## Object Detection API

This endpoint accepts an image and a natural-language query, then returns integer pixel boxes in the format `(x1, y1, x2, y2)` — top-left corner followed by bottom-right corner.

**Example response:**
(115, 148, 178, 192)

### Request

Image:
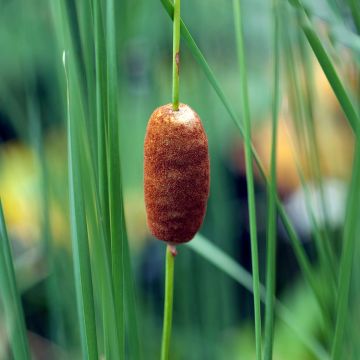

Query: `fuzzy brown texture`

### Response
(144, 103, 210, 244)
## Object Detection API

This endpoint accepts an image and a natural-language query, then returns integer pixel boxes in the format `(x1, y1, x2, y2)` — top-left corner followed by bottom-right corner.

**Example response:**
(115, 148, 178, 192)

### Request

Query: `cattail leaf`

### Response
(188, 234, 330, 360)
(0, 201, 31, 360)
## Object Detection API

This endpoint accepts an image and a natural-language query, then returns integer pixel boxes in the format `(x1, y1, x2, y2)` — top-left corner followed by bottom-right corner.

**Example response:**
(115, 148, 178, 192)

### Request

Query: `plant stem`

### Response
(172, 0, 180, 110)
(263, 0, 280, 358)
(161, 0, 324, 313)
(233, 1, 262, 359)
(161, 245, 176, 360)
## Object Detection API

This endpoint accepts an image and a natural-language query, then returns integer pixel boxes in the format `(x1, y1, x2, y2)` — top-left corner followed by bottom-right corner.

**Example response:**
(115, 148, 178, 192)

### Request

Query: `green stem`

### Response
(172, 0, 180, 110)
(263, 0, 280, 358)
(161, 245, 176, 360)
(233, 1, 262, 359)
(160, 0, 324, 314)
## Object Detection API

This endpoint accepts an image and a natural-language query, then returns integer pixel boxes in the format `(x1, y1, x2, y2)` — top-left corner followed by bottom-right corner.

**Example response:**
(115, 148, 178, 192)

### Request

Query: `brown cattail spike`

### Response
(144, 103, 210, 244)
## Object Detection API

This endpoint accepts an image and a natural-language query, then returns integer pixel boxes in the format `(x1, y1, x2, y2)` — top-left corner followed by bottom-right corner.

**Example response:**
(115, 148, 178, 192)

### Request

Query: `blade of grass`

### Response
(232, 1, 262, 358)
(302, 23, 359, 132)
(106, 0, 126, 355)
(53, 0, 139, 356)
(78, 119, 122, 359)
(289, 2, 360, 132)
(92, 1, 112, 356)
(93, 0, 110, 252)
(296, 17, 337, 280)
(63, 51, 98, 360)
(123, 229, 141, 360)
(26, 87, 67, 348)
(160, 0, 324, 312)
(103, 1, 140, 355)
(348, 0, 360, 33)
(263, 0, 280, 358)
(75, 0, 97, 162)
(187, 234, 330, 360)
(331, 139, 360, 359)
(53, 0, 109, 355)
(282, 120, 336, 340)
(49, 2, 87, 350)
(0, 201, 31, 360)
(282, 10, 337, 286)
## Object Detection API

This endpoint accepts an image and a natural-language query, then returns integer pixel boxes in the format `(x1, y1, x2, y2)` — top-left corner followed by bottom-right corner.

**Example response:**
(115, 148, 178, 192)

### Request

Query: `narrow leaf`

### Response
(0, 201, 31, 360)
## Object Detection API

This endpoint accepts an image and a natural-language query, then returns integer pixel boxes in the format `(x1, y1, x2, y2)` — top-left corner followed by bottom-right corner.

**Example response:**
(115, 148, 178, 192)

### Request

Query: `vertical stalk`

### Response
(296, 14, 337, 283)
(301, 20, 359, 133)
(233, 1, 262, 359)
(331, 140, 360, 359)
(348, 0, 360, 34)
(161, 245, 176, 360)
(172, 0, 180, 110)
(282, 10, 336, 288)
(63, 52, 99, 360)
(161, 0, 324, 314)
(106, 0, 126, 354)
(161, 3, 180, 354)
(0, 202, 31, 360)
(263, 0, 280, 358)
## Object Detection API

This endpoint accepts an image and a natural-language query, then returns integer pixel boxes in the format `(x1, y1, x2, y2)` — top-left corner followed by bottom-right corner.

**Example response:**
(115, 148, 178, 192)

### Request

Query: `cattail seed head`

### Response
(144, 103, 210, 244)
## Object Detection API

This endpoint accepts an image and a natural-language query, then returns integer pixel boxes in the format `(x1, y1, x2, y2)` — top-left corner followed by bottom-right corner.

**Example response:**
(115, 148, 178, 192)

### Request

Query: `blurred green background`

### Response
(0, 0, 359, 359)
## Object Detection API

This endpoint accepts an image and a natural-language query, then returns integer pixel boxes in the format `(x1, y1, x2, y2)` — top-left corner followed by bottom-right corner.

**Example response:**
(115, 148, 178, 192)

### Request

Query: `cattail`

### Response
(144, 103, 210, 244)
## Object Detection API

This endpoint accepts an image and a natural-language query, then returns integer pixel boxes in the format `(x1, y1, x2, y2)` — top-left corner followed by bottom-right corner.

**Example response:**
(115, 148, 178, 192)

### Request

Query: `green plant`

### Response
(0, 200, 30, 360)
(0, 0, 359, 359)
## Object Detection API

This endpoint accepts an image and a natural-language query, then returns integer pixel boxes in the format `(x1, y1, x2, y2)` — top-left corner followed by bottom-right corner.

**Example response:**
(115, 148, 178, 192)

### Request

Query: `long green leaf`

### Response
(123, 222, 142, 360)
(78, 115, 122, 359)
(0, 201, 31, 360)
(288, 1, 360, 132)
(331, 140, 360, 359)
(282, 10, 337, 289)
(187, 234, 330, 360)
(106, 0, 126, 354)
(296, 14, 337, 283)
(302, 23, 359, 132)
(233, 1, 262, 358)
(63, 51, 98, 360)
(93, 0, 110, 251)
(348, 0, 360, 33)
(264, 0, 281, 358)
(92, 0, 119, 357)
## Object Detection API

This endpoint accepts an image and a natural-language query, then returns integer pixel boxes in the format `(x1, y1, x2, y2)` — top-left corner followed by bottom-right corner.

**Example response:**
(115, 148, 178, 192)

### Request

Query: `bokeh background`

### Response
(0, 0, 359, 358)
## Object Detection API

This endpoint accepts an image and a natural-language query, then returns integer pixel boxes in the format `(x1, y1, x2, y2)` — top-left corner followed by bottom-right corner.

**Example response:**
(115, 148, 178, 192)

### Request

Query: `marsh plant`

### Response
(0, 0, 359, 359)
